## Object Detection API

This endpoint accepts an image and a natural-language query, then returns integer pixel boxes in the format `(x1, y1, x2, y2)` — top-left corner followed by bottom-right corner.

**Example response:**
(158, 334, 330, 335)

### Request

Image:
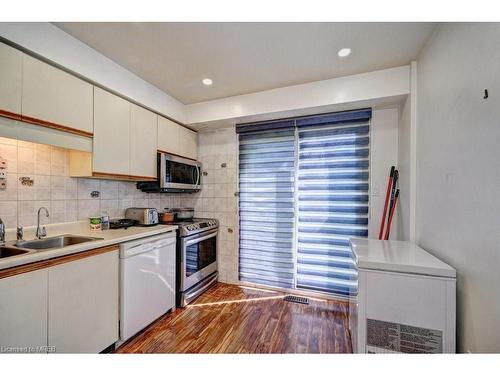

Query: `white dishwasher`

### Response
(119, 231, 176, 342)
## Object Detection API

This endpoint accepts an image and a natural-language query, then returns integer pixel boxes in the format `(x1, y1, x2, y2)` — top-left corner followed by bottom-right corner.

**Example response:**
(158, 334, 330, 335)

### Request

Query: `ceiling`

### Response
(54, 22, 435, 104)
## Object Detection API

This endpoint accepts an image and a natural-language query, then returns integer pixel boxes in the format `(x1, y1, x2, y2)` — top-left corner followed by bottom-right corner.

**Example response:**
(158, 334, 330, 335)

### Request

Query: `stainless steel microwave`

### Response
(137, 153, 202, 193)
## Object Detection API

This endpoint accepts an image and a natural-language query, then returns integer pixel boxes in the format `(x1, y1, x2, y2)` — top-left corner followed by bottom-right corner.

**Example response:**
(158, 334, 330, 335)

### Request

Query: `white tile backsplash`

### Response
(77, 199, 100, 220)
(194, 128, 239, 285)
(100, 180, 119, 199)
(0, 136, 191, 229)
(77, 178, 100, 200)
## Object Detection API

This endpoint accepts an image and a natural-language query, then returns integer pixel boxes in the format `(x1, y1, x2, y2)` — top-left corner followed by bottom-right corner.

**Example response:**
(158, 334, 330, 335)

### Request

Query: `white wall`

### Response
(178, 129, 239, 284)
(186, 66, 410, 125)
(416, 23, 500, 353)
(397, 96, 411, 240)
(0, 23, 185, 123)
(368, 108, 399, 239)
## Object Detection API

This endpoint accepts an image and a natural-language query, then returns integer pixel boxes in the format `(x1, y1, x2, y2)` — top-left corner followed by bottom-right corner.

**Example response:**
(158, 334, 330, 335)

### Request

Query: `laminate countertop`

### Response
(350, 238, 456, 278)
(0, 220, 177, 270)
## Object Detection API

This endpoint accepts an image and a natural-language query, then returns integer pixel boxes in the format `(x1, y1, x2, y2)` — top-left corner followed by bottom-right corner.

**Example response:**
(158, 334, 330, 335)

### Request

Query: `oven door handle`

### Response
(184, 231, 217, 247)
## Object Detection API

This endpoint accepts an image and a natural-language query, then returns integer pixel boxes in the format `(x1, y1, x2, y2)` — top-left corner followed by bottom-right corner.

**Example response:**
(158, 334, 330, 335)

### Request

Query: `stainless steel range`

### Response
(174, 218, 219, 307)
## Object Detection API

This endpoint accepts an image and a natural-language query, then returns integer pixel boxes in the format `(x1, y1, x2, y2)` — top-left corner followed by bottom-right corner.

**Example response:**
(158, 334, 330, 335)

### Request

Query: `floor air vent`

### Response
(284, 295, 309, 305)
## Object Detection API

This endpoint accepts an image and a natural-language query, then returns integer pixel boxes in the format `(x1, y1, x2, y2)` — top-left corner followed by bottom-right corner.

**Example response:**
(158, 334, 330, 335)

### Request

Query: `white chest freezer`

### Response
(349, 239, 456, 354)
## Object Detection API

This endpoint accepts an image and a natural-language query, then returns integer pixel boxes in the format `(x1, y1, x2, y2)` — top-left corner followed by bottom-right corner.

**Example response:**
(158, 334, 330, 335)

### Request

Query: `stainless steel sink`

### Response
(0, 247, 31, 258)
(14, 235, 103, 250)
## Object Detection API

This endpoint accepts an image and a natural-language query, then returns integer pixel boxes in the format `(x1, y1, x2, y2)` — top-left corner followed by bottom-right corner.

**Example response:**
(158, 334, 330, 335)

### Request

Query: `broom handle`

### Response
(378, 166, 395, 240)
(385, 189, 399, 240)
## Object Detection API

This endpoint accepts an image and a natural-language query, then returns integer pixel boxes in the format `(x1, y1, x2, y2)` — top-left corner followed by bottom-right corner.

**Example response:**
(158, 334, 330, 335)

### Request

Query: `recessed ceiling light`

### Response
(202, 78, 213, 86)
(338, 48, 351, 57)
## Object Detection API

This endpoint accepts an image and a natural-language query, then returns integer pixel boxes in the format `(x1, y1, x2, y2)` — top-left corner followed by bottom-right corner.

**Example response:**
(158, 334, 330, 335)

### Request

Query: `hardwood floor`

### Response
(115, 283, 352, 354)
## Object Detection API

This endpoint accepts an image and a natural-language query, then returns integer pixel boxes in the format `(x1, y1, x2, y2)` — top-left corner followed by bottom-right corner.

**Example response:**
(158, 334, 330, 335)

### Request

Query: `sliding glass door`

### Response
(296, 117, 370, 296)
(238, 125, 296, 289)
(237, 109, 371, 297)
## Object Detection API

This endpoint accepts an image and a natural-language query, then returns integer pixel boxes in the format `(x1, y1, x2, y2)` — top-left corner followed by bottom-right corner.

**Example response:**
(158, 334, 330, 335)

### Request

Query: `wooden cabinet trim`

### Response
(0, 245, 118, 280)
(0, 108, 94, 138)
(0, 108, 23, 121)
(92, 171, 157, 181)
(20, 114, 94, 138)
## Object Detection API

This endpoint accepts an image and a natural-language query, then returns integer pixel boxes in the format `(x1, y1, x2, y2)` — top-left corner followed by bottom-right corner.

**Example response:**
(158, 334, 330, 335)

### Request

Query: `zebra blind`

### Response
(238, 126, 296, 289)
(296, 112, 370, 296)
(237, 109, 371, 296)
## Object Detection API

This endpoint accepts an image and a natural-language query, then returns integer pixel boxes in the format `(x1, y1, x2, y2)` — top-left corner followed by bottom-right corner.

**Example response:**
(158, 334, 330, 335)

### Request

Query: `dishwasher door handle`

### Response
(124, 244, 155, 257)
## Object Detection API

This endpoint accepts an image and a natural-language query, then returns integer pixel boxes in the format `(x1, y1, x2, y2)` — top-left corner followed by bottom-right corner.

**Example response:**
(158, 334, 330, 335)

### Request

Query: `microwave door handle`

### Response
(195, 166, 200, 186)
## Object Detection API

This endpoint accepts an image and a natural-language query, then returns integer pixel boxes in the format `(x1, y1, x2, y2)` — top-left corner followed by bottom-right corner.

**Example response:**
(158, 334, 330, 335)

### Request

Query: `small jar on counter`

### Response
(89, 216, 102, 230)
(101, 213, 110, 230)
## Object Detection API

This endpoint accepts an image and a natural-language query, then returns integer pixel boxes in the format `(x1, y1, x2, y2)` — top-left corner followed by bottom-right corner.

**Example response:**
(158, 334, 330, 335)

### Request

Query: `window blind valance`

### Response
(235, 108, 372, 134)
(235, 119, 295, 134)
(295, 108, 372, 128)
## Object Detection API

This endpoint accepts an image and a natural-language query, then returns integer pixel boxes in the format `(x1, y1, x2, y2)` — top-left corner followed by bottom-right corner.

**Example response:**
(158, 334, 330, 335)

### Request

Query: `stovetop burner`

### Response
(109, 218, 138, 229)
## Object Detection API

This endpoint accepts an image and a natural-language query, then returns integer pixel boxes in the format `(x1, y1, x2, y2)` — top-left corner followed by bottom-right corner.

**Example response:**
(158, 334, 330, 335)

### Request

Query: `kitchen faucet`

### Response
(36, 207, 50, 239)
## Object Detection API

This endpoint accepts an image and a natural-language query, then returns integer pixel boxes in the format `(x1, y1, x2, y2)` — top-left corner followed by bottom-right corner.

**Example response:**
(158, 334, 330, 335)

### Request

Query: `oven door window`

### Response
(185, 235, 217, 277)
(166, 161, 198, 185)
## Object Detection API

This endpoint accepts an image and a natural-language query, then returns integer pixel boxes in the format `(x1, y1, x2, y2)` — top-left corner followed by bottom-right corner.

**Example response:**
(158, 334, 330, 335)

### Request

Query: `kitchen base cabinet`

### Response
(48, 249, 119, 353)
(0, 246, 120, 353)
(0, 269, 48, 351)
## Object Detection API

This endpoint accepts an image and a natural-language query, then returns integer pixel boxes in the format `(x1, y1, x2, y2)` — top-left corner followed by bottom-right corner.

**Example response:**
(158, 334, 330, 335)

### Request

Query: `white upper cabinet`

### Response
(93, 87, 130, 176)
(130, 104, 158, 178)
(158, 115, 198, 160)
(158, 115, 180, 155)
(22, 54, 93, 134)
(179, 126, 198, 160)
(0, 42, 22, 115)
